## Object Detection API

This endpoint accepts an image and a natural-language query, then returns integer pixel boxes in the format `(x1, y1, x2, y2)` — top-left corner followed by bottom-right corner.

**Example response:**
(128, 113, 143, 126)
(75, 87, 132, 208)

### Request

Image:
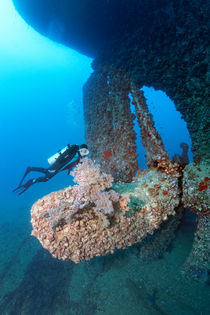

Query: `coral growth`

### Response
(181, 161, 210, 281)
(83, 69, 138, 182)
(182, 214, 210, 282)
(130, 84, 169, 169)
(136, 211, 183, 262)
(31, 158, 181, 263)
(182, 161, 210, 214)
(172, 142, 190, 167)
(31, 81, 186, 265)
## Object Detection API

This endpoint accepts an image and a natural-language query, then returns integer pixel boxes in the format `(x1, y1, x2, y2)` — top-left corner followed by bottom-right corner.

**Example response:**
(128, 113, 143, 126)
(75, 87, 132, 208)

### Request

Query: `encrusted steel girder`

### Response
(83, 67, 138, 182)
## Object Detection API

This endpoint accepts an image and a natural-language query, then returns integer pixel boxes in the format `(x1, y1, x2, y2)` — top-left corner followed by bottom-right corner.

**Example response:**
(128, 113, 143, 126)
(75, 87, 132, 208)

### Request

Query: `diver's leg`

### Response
(16, 178, 37, 195)
(14, 173, 55, 195)
(13, 177, 38, 194)
(18, 166, 32, 187)
(28, 167, 49, 174)
(18, 166, 49, 187)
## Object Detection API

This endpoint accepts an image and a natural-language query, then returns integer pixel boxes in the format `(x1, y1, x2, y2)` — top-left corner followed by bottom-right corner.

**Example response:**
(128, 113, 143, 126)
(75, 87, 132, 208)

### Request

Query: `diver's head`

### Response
(79, 144, 89, 157)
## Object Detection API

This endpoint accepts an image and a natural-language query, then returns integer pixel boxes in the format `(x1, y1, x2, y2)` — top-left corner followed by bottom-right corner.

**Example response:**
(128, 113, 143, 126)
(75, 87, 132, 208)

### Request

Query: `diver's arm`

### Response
(62, 158, 81, 174)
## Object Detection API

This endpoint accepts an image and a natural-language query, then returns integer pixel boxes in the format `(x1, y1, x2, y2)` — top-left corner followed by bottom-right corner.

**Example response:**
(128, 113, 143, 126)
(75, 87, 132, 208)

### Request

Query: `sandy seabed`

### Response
(0, 207, 209, 315)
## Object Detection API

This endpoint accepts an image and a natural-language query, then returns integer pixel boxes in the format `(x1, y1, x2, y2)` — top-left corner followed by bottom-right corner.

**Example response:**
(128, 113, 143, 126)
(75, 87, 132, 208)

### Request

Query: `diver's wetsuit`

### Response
(13, 145, 83, 195)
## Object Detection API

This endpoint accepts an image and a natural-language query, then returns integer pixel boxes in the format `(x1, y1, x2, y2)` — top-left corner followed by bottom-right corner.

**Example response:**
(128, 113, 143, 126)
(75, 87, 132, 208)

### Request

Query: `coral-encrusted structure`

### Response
(31, 74, 209, 276)
(31, 158, 181, 263)
(137, 211, 183, 262)
(130, 83, 169, 168)
(172, 142, 190, 167)
(30, 74, 186, 264)
(83, 68, 138, 182)
(13, 0, 209, 278)
(183, 214, 210, 281)
(182, 161, 210, 214)
(182, 161, 210, 278)
(12, 0, 209, 167)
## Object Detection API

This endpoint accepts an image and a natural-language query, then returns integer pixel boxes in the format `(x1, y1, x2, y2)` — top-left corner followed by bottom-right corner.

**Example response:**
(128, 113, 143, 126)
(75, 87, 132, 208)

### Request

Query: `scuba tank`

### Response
(47, 146, 69, 165)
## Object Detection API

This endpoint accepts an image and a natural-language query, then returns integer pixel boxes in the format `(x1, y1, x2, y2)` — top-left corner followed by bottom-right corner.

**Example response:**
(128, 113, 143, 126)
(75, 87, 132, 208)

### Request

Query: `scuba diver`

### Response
(13, 144, 89, 195)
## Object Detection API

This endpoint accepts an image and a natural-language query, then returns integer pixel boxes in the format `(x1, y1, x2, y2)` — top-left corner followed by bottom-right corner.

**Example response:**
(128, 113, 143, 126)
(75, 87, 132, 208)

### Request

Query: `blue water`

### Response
(0, 1, 209, 314)
(0, 0, 92, 214)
